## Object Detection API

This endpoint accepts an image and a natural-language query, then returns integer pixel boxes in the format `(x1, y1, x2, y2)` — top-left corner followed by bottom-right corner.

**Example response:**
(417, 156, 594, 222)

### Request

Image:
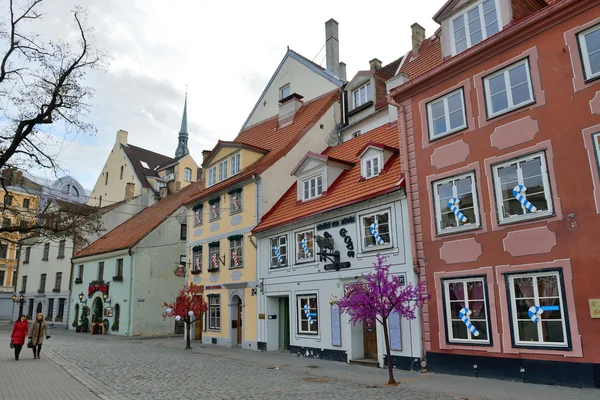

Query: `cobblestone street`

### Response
(1, 322, 597, 400)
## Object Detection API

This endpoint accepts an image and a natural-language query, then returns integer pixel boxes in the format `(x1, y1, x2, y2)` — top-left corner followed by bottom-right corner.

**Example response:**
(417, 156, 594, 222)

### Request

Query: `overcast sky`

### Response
(11, 0, 446, 190)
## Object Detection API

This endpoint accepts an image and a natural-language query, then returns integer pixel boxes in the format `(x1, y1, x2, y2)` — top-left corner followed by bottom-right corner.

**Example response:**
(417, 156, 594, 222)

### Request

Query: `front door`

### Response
(278, 297, 290, 350)
(236, 298, 242, 345)
(363, 322, 378, 359)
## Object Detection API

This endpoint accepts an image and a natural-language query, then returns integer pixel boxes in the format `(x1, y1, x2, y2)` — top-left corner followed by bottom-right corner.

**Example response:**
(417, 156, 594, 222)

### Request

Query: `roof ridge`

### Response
(127, 143, 174, 161)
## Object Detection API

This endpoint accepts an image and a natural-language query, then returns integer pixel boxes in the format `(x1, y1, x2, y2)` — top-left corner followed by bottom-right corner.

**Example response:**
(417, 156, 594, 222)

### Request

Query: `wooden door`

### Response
(195, 315, 203, 340)
(236, 298, 242, 345)
(363, 322, 378, 359)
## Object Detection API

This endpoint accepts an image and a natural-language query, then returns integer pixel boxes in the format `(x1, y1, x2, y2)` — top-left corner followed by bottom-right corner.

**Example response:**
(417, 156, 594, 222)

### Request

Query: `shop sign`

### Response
(316, 216, 355, 231)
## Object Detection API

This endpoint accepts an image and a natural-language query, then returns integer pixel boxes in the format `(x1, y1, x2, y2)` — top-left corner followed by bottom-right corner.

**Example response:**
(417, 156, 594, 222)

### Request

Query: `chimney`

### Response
(125, 182, 135, 202)
(116, 130, 128, 145)
(202, 150, 211, 163)
(369, 58, 382, 71)
(278, 93, 304, 127)
(325, 19, 340, 78)
(339, 62, 347, 81)
(16, 170, 23, 185)
(411, 23, 426, 55)
(159, 186, 168, 199)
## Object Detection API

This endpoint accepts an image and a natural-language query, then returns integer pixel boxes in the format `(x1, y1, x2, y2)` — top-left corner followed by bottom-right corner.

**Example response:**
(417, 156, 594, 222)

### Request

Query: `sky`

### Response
(6, 0, 446, 190)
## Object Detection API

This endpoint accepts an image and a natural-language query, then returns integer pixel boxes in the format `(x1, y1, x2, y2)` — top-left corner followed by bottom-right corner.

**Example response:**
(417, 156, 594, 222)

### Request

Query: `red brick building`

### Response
(388, 0, 600, 388)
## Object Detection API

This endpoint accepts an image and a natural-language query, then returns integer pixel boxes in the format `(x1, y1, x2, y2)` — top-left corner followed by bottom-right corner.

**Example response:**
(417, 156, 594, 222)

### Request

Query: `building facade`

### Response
(389, 0, 600, 388)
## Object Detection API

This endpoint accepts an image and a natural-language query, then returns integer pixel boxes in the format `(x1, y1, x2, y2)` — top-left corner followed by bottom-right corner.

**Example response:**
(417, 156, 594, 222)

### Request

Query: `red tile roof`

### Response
(253, 123, 404, 234)
(398, 36, 443, 80)
(74, 180, 203, 259)
(184, 89, 341, 205)
(378, 56, 403, 79)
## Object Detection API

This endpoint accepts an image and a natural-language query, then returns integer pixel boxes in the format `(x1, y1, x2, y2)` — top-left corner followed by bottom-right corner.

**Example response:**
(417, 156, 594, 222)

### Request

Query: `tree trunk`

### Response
(382, 317, 396, 385)
(185, 318, 192, 350)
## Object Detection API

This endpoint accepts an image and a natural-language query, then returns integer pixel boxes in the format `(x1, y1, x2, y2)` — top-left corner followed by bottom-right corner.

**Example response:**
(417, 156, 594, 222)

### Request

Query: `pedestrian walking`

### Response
(29, 313, 50, 359)
(10, 314, 28, 361)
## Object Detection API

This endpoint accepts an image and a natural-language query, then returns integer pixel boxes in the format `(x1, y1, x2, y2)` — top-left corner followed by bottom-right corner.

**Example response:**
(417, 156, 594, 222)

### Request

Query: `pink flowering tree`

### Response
(338, 254, 430, 385)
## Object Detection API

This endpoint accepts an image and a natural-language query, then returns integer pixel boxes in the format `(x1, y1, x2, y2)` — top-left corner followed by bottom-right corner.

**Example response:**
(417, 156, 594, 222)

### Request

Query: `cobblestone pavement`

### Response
(1, 322, 597, 400)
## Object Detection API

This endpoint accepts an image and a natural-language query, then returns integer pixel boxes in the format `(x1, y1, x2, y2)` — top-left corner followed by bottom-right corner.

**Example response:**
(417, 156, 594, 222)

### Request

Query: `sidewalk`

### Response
(0, 336, 99, 400)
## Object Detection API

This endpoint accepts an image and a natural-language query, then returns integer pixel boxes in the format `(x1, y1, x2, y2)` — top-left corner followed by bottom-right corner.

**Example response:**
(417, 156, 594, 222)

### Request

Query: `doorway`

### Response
(231, 295, 242, 346)
(236, 297, 242, 345)
(278, 297, 290, 351)
(74, 304, 80, 326)
(363, 321, 378, 359)
(18, 301, 24, 316)
(36, 302, 42, 315)
(193, 295, 202, 340)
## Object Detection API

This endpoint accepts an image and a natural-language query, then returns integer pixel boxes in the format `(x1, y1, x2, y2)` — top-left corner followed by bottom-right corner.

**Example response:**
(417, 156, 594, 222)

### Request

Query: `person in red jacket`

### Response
(11, 314, 29, 361)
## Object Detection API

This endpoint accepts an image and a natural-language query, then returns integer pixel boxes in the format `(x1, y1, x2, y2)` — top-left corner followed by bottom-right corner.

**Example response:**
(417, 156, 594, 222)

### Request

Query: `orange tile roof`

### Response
(185, 89, 340, 205)
(74, 180, 203, 259)
(253, 123, 404, 234)
(399, 36, 443, 81)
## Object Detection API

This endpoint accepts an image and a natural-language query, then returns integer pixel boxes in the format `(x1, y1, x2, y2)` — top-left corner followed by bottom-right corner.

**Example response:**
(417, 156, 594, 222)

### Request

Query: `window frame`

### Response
(21, 275, 27, 292)
(57, 240, 66, 259)
(577, 23, 600, 82)
(98, 262, 104, 281)
(229, 237, 243, 269)
(208, 294, 221, 331)
(492, 151, 553, 225)
(42, 243, 50, 261)
(483, 58, 535, 119)
(4, 195, 12, 206)
(450, 0, 502, 55)
(77, 265, 84, 280)
(353, 82, 372, 108)
(55, 272, 62, 291)
(362, 154, 382, 179)
(39, 273, 46, 292)
(105, 172, 109, 185)
(230, 153, 241, 176)
(301, 173, 324, 201)
(280, 84, 291, 99)
(209, 199, 220, 222)
(180, 224, 187, 241)
(22, 198, 30, 209)
(0, 243, 7, 259)
(192, 205, 203, 226)
(192, 247, 202, 273)
(297, 294, 319, 335)
(506, 270, 570, 349)
(116, 258, 124, 278)
(120, 165, 124, 180)
(360, 209, 392, 251)
(433, 172, 481, 235)
(208, 243, 220, 272)
(270, 235, 288, 268)
(229, 190, 243, 214)
(24, 247, 31, 263)
(207, 166, 217, 187)
(426, 88, 468, 140)
(184, 167, 192, 182)
(218, 159, 228, 182)
(442, 276, 492, 345)
(295, 229, 315, 264)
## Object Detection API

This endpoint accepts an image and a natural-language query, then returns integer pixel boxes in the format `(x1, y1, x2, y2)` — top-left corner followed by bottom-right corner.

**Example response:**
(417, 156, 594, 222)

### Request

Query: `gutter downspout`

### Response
(388, 98, 427, 369)
(127, 247, 134, 336)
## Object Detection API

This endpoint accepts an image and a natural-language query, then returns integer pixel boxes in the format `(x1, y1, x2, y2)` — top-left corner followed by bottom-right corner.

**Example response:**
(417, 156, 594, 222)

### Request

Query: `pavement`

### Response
(0, 321, 597, 400)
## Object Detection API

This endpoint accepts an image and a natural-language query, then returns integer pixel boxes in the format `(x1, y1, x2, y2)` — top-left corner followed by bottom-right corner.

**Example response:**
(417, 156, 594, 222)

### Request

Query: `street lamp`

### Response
(78, 292, 87, 305)
(12, 293, 24, 303)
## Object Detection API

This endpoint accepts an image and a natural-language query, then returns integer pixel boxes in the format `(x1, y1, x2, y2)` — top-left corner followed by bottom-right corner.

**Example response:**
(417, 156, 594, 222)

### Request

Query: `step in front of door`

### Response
(349, 358, 379, 368)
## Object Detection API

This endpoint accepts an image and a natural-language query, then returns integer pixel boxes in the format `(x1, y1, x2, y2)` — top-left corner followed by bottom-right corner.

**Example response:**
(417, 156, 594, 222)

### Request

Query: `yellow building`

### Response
(87, 94, 199, 207)
(184, 90, 340, 348)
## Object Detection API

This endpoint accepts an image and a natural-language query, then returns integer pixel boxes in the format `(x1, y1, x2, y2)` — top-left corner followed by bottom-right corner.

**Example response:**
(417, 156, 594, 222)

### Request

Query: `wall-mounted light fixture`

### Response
(103, 293, 111, 305)
(78, 292, 87, 305)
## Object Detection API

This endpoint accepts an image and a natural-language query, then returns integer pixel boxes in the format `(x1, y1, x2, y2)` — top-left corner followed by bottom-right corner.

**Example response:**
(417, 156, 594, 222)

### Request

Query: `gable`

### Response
(346, 72, 373, 92)
(242, 50, 344, 130)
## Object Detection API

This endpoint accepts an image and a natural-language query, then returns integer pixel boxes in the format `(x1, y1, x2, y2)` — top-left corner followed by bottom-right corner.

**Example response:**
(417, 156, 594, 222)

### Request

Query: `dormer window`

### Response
(302, 174, 323, 201)
(451, 0, 500, 55)
(218, 160, 228, 182)
(362, 155, 381, 179)
(207, 166, 216, 187)
(353, 82, 371, 108)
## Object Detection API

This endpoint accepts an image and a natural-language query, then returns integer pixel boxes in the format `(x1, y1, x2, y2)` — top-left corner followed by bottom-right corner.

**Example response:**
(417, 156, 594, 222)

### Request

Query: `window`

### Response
(492, 152, 553, 224)
(57, 298, 65, 318)
(180, 224, 187, 241)
(39, 273, 46, 292)
(21, 275, 27, 292)
(208, 243, 220, 271)
(22, 198, 30, 209)
(484, 59, 534, 118)
(218, 160, 228, 182)
(270, 235, 288, 268)
(24, 247, 31, 263)
(98, 262, 104, 281)
(427, 88, 467, 139)
(443, 277, 490, 343)
(42, 243, 50, 261)
(302, 175, 323, 201)
(352, 131, 361, 138)
(4, 195, 13, 206)
(166, 166, 175, 175)
(280, 84, 291, 99)
(229, 237, 243, 269)
(0, 271, 4, 286)
(47, 298, 54, 318)
(433, 173, 480, 234)
(229, 190, 243, 214)
(297, 294, 318, 334)
(55, 272, 62, 291)
(295, 230, 314, 263)
(362, 155, 381, 179)
(507, 271, 568, 347)
(192, 247, 202, 273)
(78, 265, 84, 280)
(193, 205, 203, 226)
(140, 161, 150, 169)
(120, 165, 124, 180)
(208, 294, 221, 330)
(19, 220, 27, 232)
(595, 133, 600, 173)
(184, 167, 192, 182)
(2, 218, 10, 228)
(209, 198, 220, 221)
(0, 243, 7, 259)
(230, 153, 240, 176)
(156, 181, 166, 190)
(116, 259, 123, 278)
(207, 166, 217, 187)
(99, 196, 102, 207)
(105, 172, 109, 185)
(361, 210, 391, 248)
(451, 0, 500, 54)
(353, 82, 371, 108)
(577, 24, 600, 81)
(57, 240, 66, 258)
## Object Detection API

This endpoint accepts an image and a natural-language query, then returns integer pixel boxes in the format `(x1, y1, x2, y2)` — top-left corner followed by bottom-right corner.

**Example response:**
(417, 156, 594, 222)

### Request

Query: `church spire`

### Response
(175, 89, 189, 158)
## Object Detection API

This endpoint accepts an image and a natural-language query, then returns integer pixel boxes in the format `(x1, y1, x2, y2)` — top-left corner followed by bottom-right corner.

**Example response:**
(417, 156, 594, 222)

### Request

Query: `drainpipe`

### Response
(388, 98, 427, 368)
(127, 248, 134, 336)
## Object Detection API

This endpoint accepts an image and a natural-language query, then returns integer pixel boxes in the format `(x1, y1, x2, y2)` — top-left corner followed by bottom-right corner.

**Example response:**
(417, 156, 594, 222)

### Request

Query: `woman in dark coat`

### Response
(10, 314, 28, 360)
(29, 313, 50, 359)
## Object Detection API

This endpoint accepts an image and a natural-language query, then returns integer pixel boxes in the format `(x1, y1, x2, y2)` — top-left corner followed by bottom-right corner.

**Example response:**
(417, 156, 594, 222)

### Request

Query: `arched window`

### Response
(184, 168, 192, 182)
(105, 172, 109, 185)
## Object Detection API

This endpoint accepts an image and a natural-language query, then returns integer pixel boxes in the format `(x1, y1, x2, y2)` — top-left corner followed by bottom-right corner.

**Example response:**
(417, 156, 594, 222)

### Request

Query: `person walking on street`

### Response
(29, 313, 50, 359)
(10, 314, 28, 360)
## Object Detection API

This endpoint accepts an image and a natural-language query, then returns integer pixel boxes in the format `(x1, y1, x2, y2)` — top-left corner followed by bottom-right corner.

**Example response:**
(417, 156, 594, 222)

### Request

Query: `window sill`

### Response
(209, 218, 221, 223)
(295, 259, 316, 265)
(498, 211, 554, 226)
(193, 223, 203, 227)
(37, 290, 45, 294)
(112, 276, 124, 282)
(52, 289, 60, 293)
(57, 256, 65, 259)
(486, 100, 535, 121)
(207, 268, 219, 273)
(229, 209, 243, 216)
(446, 340, 492, 347)
(297, 332, 319, 337)
(512, 343, 571, 351)
(436, 225, 481, 237)
(269, 265, 288, 270)
(583, 74, 600, 85)
(428, 124, 468, 143)
(229, 266, 243, 270)
(42, 258, 48, 261)
(74, 278, 83, 284)
(190, 270, 202, 275)
(207, 328, 221, 332)
(361, 244, 392, 253)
